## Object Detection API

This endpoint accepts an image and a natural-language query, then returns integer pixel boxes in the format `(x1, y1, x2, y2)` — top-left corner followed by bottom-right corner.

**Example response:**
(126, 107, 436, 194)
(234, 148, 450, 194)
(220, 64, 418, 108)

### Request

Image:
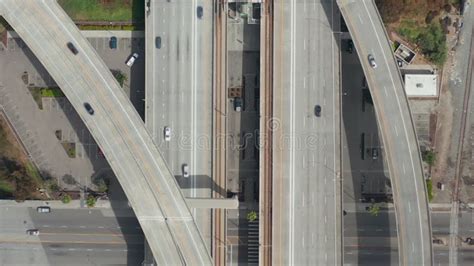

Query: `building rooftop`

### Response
(404, 74, 438, 97)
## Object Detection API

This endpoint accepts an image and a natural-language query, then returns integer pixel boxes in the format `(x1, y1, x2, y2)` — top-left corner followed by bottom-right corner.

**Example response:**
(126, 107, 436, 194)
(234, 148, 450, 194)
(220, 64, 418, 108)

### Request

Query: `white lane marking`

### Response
(302, 192, 305, 207)
(394, 126, 399, 136)
(289, 0, 296, 263)
(358, 14, 363, 24)
(362, 2, 426, 262)
(303, 39, 306, 50)
(408, 202, 412, 213)
(403, 164, 406, 175)
(384, 86, 388, 97)
(302, 236, 305, 247)
(303, 76, 306, 89)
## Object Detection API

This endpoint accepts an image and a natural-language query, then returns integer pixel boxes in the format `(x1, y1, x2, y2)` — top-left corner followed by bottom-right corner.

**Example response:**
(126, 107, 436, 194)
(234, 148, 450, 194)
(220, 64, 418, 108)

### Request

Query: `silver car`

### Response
(368, 54, 377, 68)
(126, 53, 139, 67)
(182, 164, 190, 178)
(164, 126, 171, 141)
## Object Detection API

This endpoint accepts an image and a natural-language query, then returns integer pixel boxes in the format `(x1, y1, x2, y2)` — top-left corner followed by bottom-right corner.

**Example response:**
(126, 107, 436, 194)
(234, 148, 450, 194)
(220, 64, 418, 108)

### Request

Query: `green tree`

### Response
(86, 195, 96, 208)
(247, 211, 258, 222)
(423, 150, 436, 166)
(368, 203, 380, 216)
(111, 69, 128, 87)
(417, 23, 447, 66)
(62, 194, 72, 204)
(426, 179, 434, 202)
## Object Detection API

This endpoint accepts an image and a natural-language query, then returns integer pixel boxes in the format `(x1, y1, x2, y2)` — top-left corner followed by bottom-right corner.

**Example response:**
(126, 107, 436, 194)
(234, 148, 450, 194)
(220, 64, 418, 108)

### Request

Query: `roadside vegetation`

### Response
(426, 179, 434, 202)
(0, 117, 44, 200)
(58, 0, 144, 22)
(375, 0, 461, 66)
(422, 150, 437, 166)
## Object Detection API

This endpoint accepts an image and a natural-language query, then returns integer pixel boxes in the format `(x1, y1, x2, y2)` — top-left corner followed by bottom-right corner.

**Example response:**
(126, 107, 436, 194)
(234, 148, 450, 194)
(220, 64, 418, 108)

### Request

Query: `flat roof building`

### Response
(404, 74, 438, 98)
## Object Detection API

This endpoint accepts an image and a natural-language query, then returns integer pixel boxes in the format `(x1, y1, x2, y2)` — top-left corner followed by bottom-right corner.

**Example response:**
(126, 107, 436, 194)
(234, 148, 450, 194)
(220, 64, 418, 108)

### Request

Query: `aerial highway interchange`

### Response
(0, 0, 438, 265)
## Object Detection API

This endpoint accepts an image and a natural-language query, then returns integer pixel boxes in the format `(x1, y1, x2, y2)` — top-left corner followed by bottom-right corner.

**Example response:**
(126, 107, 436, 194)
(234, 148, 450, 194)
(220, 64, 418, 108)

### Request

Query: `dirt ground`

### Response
(0, 114, 29, 165)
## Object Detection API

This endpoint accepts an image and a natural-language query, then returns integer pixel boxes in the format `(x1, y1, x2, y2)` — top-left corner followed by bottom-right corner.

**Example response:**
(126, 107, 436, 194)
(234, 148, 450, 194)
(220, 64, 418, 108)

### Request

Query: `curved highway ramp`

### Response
(0, 0, 212, 265)
(336, 0, 433, 265)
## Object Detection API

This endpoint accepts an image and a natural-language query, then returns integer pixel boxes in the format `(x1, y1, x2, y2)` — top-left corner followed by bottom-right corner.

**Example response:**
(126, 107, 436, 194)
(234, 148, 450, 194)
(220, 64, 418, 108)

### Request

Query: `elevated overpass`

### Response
(0, 0, 212, 264)
(336, 0, 433, 265)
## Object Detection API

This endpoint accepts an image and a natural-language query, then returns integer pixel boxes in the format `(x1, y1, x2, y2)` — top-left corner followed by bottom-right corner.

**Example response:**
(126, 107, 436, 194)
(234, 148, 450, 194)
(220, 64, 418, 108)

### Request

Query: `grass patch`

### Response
(398, 20, 447, 66)
(25, 162, 42, 184)
(0, 179, 14, 196)
(61, 142, 76, 158)
(58, 0, 144, 22)
(40, 87, 65, 98)
(78, 24, 140, 31)
(426, 179, 434, 202)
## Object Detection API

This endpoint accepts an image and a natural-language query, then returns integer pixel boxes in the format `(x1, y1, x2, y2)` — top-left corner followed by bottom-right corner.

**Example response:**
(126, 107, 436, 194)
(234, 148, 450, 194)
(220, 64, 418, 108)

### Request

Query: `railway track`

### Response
(259, 0, 274, 265)
(212, 0, 227, 265)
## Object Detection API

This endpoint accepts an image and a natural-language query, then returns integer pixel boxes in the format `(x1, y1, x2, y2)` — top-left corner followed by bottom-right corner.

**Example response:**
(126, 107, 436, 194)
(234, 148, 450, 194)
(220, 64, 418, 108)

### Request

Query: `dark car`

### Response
(347, 40, 353, 54)
(197, 6, 203, 19)
(315, 105, 322, 117)
(234, 97, 243, 112)
(67, 42, 78, 55)
(84, 102, 94, 115)
(155, 36, 161, 49)
(109, 36, 117, 49)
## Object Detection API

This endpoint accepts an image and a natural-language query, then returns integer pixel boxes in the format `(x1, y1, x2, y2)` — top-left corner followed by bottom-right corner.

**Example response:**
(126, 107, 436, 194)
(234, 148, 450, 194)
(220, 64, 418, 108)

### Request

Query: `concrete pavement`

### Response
(0, 0, 211, 264)
(273, 0, 342, 264)
(337, 0, 433, 264)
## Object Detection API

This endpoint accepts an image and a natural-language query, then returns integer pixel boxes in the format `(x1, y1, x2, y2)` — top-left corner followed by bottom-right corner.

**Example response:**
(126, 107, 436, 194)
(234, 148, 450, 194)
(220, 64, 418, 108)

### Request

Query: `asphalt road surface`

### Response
(0, 0, 211, 264)
(337, 0, 432, 264)
(144, 0, 214, 249)
(273, 0, 342, 264)
(343, 210, 474, 265)
(0, 206, 144, 265)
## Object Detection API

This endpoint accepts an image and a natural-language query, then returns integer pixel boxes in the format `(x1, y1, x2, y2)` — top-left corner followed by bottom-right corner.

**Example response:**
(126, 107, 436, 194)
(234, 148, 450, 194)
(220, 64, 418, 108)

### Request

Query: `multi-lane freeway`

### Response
(337, 0, 433, 265)
(0, 0, 211, 264)
(0, 205, 144, 265)
(145, 0, 214, 249)
(273, 0, 342, 264)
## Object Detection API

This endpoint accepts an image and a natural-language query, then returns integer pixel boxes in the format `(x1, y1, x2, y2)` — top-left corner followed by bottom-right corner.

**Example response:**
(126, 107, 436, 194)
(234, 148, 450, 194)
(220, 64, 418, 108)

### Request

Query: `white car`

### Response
(37, 206, 51, 213)
(368, 54, 377, 68)
(26, 229, 40, 236)
(126, 53, 139, 67)
(182, 164, 190, 178)
(164, 126, 171, 141)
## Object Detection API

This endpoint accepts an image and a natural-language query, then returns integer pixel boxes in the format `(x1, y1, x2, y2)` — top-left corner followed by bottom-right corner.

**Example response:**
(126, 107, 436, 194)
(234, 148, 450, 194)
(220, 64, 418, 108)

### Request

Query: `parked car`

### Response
(372, 148, 378, 160)
(26, 229, 39, 236)
(126, 53, 139, 67)
(155, 36, 162, 49)
(182, 164, 190, 178)
(109, 36, 117, 49)
(164, 126, 171, 141)
(83, 102, 94, 115)
(368, 54, 377, 68)
(36, 206, 51, 213)
(314, 105, 322, 117)
(66, 42, 78, 55)
(197, 6, 203, 19)
(347, 40, 353, 54)
(234, 97, 243, 112)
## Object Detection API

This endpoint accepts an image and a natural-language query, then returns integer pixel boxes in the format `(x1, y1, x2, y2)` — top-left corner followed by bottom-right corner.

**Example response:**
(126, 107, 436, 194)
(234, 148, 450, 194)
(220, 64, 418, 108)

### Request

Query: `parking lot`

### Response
(0, 31, 145, 190)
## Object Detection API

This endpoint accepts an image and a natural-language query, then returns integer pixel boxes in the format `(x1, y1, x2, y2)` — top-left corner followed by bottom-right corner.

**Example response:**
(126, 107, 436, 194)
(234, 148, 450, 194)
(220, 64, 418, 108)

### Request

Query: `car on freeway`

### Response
(66, 42, 78, 55)
(97, 147, 105, 158)
(164, 126, 171, 141)
(155, 36, 162, 49)
(36, 206, 51, 213)
(182, 164, 190, 178)
(197, 6, 203, 19)
(84, 102, 94, 115)
(26, 229, 39, 236)
(368, 54, 377, 68)
(234, 97, 242, 112)
(126, 53, 139, 67)
(347, 40, 353, 54)
(372, 148, 378, 160)
(314, 105, 322, 117)
(109, 36, 117, 49)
